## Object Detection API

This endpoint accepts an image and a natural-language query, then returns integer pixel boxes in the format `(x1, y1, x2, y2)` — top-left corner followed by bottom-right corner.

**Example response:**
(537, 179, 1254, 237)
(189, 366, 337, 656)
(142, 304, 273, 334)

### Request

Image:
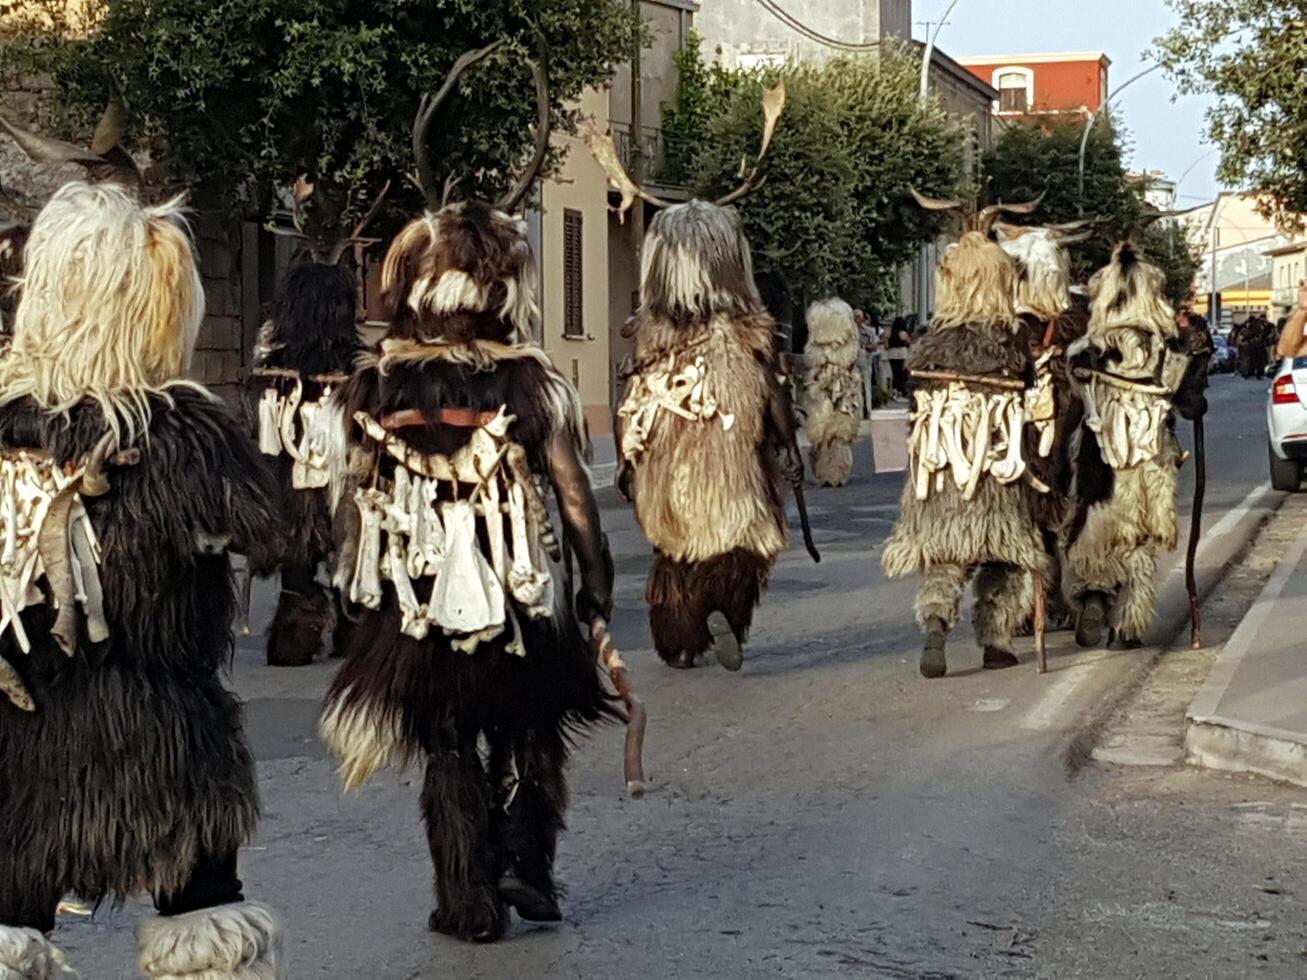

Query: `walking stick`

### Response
(1033, 572, 1048, 674)
(591, 620, 647, 799)
(791, 479, 821, 564)
(236, 561, 254, 637)
(1186, 414, 1206, 649)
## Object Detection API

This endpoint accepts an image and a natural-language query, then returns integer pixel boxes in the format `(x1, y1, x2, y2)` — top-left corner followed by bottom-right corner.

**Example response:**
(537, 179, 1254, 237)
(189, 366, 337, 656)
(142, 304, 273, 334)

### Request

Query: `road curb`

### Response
(1185, 531, 1307, 786)
(1063, 482, 1282, 774)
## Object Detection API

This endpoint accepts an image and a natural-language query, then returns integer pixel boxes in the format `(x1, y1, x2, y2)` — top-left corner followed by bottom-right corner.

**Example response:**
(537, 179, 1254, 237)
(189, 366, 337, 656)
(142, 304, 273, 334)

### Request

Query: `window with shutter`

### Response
(563, 209, 583, 338)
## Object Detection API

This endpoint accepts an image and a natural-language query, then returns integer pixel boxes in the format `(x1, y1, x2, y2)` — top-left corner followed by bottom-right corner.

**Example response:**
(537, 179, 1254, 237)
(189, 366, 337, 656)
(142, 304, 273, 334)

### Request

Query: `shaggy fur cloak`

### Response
(881, 318, 1046, 579)
(251, 261, 361, 571)
(0, 388, 281, 915)
(802, 299, 863, 487)
(320, 344, 614, 788)
(626, 310, 788, 563)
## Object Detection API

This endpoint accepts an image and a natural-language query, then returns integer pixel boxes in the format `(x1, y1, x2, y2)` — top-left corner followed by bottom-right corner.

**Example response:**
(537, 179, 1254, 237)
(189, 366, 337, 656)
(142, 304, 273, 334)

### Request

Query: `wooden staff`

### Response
(1187, 414, 1206, 649)
(1033, 572, 1048, 674)
(591, 620, 647, 799)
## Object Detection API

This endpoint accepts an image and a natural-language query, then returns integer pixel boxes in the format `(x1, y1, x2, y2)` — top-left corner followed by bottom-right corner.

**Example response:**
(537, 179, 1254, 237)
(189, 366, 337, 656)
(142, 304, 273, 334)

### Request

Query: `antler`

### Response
(714, 82, 786, 207)
(0, 100, 141, 185)
(497, 35, 552, 213)
(326, 179, 392, 265)
(582, 121, 674, 222)
(975, 193, 1045, 235)
(910, 187, 965, 212)
(413, 41, 505, 210)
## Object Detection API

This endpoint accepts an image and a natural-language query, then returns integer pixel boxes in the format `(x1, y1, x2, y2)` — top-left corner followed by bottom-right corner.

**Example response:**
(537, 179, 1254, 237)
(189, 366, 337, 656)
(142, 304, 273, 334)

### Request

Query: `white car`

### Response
(1267, 355, 1307, 490)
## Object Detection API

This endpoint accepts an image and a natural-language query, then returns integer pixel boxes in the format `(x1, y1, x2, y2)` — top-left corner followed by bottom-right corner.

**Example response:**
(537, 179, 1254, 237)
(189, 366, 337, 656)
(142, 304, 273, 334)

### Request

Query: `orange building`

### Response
(954, 52, 1110, 119)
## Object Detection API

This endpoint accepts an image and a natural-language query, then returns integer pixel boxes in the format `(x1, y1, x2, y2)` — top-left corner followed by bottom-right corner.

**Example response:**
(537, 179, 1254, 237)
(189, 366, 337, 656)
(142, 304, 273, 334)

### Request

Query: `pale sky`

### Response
(913, 0, 1220, 206)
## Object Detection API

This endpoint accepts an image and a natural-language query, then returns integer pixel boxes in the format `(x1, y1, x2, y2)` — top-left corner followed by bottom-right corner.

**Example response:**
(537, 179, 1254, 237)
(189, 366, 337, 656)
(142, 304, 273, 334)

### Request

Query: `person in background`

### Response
(884, 315, 912, 397)
(1275, 281, 1307, 359)
(855, 308, 879, 416)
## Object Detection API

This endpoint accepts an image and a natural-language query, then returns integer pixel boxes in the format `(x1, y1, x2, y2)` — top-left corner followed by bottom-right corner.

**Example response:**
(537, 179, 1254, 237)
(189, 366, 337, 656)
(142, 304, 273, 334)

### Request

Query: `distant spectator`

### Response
(884, 315, 911, 397)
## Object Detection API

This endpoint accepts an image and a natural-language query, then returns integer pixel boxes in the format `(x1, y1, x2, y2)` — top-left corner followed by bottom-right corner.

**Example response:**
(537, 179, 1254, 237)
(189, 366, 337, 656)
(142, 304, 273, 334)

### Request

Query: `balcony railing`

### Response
(610, 122, 687, 190)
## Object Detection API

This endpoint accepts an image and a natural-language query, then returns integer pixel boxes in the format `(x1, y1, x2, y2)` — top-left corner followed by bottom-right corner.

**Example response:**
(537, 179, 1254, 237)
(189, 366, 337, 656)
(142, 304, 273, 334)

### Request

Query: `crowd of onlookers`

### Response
(852, 308, 925, 412)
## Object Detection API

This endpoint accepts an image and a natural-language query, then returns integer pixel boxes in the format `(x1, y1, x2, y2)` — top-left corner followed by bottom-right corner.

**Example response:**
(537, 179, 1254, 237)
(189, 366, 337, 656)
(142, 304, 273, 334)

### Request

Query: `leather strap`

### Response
(379, 407, 500, 430)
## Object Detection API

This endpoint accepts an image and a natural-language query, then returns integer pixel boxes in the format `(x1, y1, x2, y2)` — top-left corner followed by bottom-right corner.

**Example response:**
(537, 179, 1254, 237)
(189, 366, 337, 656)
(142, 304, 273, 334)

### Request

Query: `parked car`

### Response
(1266, 356, 1307, 490)
(1209, 334, 1236, 374)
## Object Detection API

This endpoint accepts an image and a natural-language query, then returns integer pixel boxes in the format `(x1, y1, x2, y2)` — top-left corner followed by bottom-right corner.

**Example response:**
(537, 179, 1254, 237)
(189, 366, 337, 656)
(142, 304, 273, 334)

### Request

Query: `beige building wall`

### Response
(539, 87, 614, 436)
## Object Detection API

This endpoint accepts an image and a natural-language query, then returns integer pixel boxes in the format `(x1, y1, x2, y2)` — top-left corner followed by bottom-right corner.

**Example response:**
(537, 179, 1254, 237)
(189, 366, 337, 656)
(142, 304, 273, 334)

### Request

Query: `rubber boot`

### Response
(1075, 591, 1109, 648)
(708, 611, 744, 672)
(921, 617, 948, 679)
(982, 646, 1019, 670)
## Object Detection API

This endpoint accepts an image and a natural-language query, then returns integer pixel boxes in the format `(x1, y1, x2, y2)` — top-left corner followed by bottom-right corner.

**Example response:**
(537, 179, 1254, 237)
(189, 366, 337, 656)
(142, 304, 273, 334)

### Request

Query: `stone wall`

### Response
(0, 76, 254, 397)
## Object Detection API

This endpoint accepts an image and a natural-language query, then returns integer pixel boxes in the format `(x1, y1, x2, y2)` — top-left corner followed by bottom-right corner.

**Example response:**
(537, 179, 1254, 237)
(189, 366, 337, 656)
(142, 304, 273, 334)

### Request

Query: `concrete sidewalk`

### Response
(1187, 524, 1307, 786)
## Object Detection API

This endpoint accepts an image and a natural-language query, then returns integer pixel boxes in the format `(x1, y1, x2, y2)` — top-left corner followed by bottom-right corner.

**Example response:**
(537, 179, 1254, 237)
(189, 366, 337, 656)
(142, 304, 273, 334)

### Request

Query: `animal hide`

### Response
(0, 388, 281, 904)
(622, 311, 787, 562)
(136, 901, 284, 979)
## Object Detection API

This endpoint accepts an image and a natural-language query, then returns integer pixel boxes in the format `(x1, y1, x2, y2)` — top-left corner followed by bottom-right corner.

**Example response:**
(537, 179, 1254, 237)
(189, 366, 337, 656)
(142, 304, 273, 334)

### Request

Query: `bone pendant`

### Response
(427, 500, 505, 640)
(257, 389, 284, 456)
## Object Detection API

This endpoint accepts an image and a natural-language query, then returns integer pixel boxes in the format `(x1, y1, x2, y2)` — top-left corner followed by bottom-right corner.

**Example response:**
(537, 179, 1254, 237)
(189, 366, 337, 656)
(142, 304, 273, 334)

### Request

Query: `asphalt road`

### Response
(57, 374, 1306, 978)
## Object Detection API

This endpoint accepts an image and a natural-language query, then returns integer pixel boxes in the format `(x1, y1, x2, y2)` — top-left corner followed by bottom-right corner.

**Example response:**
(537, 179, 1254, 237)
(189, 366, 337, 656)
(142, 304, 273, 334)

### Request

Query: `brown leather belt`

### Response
(380, 407, 499, 430)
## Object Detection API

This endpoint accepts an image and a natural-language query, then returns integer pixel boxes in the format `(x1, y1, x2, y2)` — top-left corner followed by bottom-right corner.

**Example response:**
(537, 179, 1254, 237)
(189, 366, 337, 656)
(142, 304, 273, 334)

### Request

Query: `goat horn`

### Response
(713, 82, 785, 208)
(413, 40, 505, 210)
(0, 113, 107, 168)
(910, 187, 965, 212)
(79, 430, 120, 498)
(582, 120, 673, 223)
(498, 34, 552, 213)
(975, 192, 1045, 234)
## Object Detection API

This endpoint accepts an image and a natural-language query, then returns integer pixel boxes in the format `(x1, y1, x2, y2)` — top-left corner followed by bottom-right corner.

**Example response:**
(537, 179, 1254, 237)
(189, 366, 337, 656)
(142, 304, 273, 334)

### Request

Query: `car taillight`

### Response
(1273, 375, 1298, 403)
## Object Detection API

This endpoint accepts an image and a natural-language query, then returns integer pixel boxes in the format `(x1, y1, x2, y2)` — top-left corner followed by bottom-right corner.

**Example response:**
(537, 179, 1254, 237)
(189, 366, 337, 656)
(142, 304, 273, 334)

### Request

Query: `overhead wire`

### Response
(751, 0, 884, 53)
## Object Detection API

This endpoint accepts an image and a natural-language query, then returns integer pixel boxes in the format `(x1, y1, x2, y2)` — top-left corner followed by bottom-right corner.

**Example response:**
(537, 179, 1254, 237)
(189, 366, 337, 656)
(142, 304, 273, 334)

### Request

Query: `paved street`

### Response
(57, 375, 1307, 978)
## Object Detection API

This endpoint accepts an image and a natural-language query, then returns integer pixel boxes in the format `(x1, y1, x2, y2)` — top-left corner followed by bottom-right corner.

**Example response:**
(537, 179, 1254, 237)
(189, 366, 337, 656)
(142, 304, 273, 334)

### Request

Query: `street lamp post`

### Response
(1076, 62, 1162, 213)
(918, 0, 962, 101)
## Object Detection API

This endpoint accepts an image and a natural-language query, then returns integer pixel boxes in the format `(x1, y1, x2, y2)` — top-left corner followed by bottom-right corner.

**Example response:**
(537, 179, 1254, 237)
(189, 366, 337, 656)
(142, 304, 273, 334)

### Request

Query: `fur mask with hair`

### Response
(380, 201, 538, 346)
(1082, 242, 1176, 375)
(0, 223, 29, 333)
(804, 297, 858, 350)
(931, 231, 1019, 331)
(0, 180, 204, 440)
(998, 228, 1071, 321)
(639, 200, 764, 327)
(258, 260, 360, 375)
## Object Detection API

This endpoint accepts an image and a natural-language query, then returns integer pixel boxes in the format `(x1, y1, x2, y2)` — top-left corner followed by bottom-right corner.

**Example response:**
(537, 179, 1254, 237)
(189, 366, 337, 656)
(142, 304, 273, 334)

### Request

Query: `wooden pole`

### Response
(1033, 572, 1048, 674)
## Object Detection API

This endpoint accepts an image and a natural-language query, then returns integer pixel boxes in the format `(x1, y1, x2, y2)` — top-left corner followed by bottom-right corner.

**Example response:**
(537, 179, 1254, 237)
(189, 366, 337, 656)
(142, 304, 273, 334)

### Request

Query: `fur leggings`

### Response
(1064, 542, 1159, 642)
(0, 848, 244, 934)
(646, 549, 773, 662)
(915, 561, 1032, 652)
(421, 725, 568, 942)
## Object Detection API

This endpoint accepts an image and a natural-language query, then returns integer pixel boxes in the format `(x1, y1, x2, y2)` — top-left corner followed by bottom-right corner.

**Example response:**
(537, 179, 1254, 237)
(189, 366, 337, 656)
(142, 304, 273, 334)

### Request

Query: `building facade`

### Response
(1266, 242, 1307, 319)
(1187, 193, 1290, 325)
(536, 0, 696, 440)
(696, 0, 910, 67)
(955, 52, 1110, 119)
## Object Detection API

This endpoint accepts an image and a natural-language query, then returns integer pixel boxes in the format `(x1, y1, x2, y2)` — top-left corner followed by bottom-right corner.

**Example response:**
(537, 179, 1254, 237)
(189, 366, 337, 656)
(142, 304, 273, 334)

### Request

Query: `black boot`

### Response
(707, 610, 744, 672)
(1075, 591, 1109, 648)
(1108, 630, 1143, 651)
(982, 646, 1020, 670)
(921, 617, 948, 678)
(666, 650, 697, 670)
(265, 589, 331, 666)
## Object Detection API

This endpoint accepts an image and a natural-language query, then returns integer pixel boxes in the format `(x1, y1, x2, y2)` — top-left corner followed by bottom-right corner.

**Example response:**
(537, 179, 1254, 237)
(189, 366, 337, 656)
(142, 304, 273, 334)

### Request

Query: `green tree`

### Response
(1143, 219, 1202, 309)
(982, 116, 1144, 277)
(686, 45, 964, 313)
(659, 29, 738, 186)
(1154, 1, 1307, 228)
(1, 0, 642, 239)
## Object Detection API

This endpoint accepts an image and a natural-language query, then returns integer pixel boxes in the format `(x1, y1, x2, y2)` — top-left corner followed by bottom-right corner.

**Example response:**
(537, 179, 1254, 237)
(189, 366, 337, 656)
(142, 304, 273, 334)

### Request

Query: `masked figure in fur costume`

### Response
(1062, 241, 1208, 649)
(881, 220, 1049, 678)
(802, 297, 864, 487)
(995, 222, 1093, 631)
(0, 182, 284, 978)
(587, 86, 803, 673)
(317, 45, 619, 943)
(249, 184, 388, 666)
